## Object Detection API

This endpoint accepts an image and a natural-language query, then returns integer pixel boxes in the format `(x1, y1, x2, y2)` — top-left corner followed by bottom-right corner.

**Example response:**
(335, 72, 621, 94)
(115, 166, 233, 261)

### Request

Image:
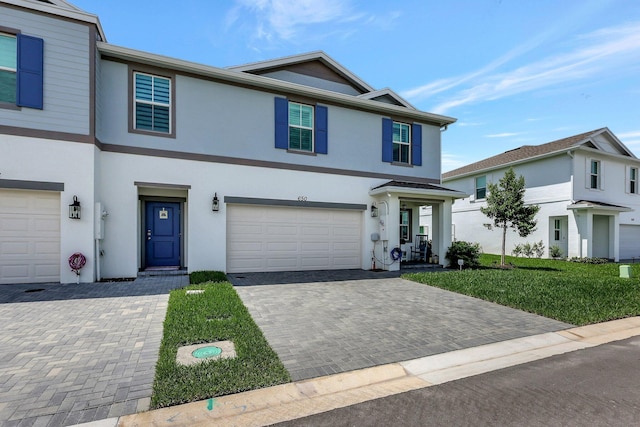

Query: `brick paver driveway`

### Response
(0, 275, 187, 427)
(235, 277, 572, 381)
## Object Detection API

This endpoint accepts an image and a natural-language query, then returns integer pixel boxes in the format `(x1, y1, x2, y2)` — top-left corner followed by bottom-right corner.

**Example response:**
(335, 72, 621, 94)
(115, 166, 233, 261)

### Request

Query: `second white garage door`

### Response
(227, 205, 362, 273)
(620, 224, 640, 260)
(0, 189, 61, 284)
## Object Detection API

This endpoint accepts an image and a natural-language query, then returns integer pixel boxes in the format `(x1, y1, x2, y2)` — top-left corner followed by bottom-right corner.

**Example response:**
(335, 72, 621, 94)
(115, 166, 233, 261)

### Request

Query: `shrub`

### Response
(569, 257, 609, 264)
(522, 242, 533, 258)
(549, 245, 562, 258)
(189, 270, 227, 284)
(532, 240, 545, 258)
(445, 241, 481, 269)
(512, 244, 523, 257)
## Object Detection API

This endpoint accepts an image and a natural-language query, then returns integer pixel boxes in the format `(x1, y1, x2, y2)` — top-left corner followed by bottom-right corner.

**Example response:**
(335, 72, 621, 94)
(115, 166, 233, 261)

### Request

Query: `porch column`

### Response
(612, 214, 620, 262)
(386, 197, 401, 271)
(433, 199, 453, 265)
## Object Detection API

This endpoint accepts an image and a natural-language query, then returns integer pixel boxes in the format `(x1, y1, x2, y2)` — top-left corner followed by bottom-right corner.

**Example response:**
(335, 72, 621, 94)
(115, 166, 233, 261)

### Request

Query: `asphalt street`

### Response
(272, 335, 640, 427)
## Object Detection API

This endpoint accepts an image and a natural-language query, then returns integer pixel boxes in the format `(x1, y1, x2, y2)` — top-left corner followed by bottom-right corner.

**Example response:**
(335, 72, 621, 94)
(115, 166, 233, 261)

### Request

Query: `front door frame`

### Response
(140, 196, 185, 270)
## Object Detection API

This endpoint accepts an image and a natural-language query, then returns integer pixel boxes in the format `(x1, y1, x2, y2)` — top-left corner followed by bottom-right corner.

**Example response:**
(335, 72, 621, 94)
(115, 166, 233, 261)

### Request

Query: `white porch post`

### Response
(386, 196, 401, 271)
(612, 214, 620, 262)
(432, 199, 452, 264)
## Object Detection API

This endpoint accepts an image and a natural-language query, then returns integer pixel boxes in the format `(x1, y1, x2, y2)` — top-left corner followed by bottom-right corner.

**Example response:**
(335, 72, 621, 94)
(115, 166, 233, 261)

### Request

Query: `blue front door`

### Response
(145, 202, 181, 267)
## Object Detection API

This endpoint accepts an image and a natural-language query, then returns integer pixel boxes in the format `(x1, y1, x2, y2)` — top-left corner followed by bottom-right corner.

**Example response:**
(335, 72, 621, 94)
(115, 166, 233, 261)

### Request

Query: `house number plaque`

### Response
(159, 208, 169, 219)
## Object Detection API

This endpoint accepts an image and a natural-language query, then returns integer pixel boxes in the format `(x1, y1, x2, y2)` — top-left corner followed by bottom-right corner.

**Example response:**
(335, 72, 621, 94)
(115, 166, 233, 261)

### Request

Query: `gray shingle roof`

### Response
(443, 128, 608, 179)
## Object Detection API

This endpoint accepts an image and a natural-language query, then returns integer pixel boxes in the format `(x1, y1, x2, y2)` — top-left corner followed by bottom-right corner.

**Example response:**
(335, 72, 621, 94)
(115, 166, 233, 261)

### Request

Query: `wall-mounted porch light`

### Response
(371, 203, 379, 217)
(68, 196, 81, 219)
(212, 193, 220, 212)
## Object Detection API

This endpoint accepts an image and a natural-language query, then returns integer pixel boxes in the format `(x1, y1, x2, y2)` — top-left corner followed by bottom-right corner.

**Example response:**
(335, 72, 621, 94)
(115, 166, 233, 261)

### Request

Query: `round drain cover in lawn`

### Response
(192, 346, 222, 359)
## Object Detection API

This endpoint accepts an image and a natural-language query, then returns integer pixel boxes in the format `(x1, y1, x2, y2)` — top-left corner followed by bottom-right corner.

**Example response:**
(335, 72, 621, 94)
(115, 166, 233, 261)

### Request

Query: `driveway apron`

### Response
(235, 278, 572, 381)
(0, 275, 188, 427)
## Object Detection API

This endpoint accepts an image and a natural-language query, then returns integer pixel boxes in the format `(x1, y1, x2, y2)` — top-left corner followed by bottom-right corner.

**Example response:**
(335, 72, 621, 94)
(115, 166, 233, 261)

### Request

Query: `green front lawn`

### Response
(151, 282, 290, 409)
(404, 254, 640, 326)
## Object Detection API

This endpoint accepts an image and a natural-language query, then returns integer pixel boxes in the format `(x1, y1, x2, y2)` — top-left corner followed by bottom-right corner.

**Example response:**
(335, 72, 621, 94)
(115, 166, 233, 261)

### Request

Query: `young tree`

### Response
(480, 167, 540, 266)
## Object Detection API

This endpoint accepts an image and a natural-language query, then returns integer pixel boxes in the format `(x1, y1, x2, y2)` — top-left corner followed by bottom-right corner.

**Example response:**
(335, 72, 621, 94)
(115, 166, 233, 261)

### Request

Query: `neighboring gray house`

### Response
(423, 128, 640, 261)
(0, 0, 464, 284)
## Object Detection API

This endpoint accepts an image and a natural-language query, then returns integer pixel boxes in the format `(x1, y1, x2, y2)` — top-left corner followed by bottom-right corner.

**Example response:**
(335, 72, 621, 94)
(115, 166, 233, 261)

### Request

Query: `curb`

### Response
(74, 316, 640, 427)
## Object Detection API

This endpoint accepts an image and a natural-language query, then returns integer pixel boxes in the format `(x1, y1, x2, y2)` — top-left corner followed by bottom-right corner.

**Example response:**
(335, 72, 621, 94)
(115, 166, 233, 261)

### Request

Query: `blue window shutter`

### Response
(17, 34, 44, 109)
(411, 123, 422, 166)
(274, 97, 288, 149)
(315, 105, 328, 154)
(382, 118, 393, 162)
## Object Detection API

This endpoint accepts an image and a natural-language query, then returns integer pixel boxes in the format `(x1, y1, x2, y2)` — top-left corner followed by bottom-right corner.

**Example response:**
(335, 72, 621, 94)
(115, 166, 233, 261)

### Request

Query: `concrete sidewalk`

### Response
(100, 316, 640, 427)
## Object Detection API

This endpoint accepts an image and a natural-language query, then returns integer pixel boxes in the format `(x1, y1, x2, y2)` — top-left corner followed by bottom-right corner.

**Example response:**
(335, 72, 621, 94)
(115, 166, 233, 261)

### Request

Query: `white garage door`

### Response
(620, 224, 640, 260)
(0, 189, 60, 284)
(227, 205, 362, 273)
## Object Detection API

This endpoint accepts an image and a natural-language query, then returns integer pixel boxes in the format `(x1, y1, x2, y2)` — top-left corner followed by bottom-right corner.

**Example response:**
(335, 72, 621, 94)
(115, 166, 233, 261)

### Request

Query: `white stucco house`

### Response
(0, 0, 465, 284)
(423, 128, 640, 262)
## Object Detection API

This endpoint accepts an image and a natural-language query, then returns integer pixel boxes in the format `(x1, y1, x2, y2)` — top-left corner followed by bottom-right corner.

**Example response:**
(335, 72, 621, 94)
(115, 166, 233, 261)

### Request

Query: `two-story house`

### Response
(428, 128, 640, 262)
(0, 0, 464, 284)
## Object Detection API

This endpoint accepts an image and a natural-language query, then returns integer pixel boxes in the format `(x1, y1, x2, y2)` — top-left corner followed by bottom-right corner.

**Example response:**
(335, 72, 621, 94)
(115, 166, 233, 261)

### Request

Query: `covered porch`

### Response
(369, 181, 467, 271)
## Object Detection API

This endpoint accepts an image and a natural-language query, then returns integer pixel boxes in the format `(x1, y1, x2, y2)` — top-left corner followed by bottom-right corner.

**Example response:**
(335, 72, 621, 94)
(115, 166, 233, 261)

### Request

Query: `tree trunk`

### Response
(501, 225, 507, 266)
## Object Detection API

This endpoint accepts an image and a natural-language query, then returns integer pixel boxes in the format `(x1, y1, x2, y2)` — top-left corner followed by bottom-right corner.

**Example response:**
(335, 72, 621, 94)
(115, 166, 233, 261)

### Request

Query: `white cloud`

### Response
(407, 21, 640, 114)
(617, 130, 640, 149)
(229, 0, 360, 41)
(456, 121, 484, 127)
(441, 153, 468, 173)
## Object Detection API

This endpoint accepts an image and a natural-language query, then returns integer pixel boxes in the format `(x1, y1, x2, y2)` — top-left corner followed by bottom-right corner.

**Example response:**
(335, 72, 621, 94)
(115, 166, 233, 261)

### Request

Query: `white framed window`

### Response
(134, 72, 171, 134)
(629, 167, 638, 194)
(400, 209, 411, 242)
(393, 122, 411, 163)
(288, 102, 314, 152)
(554, 219, 561, 241)
(0, 32, 17, 104)
(475, 175, 487, 199)
(589, 160, 601, 189)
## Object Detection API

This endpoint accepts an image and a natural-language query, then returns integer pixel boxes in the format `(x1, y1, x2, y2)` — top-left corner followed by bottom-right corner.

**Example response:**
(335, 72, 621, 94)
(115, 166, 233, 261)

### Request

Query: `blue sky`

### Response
(72, 0, 640, 172)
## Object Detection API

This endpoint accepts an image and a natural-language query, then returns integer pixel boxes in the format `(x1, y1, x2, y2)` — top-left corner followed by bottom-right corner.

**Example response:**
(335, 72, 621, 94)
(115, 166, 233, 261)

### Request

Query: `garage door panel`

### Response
(227, 205, 362, 273)
(266, 225, 298, 236)
(0, 190, 60, 284)
(267, 242, 298, 252)
(620, 225, 640, 259)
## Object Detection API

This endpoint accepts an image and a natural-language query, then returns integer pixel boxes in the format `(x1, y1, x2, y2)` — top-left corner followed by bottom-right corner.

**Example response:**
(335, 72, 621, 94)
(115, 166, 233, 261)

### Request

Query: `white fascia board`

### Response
(575, 145, 640, 163)
(3, 0, 106, 41)
(567, 202, 632, 212)
(227, 50, 376, 93)
(442, 150, 575, 182)
(97, 42, 457, 127)
(358, 88, 416, 110)
(368, 185, 468, 199)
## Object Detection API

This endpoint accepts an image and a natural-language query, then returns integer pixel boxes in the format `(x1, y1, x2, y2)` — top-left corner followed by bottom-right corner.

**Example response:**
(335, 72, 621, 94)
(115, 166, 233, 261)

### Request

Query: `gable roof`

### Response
(5, 0, 106, 41)
(228, 51, 375, 95)
(357, 88, 416, 110)
(99, 43, 457, 127)
(443, 128, 635, 180)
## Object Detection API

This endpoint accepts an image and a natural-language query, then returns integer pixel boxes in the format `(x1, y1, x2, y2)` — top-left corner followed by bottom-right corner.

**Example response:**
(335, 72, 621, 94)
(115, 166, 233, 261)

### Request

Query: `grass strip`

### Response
(404, 254, 640, 326)
(151, 282, 290, 409)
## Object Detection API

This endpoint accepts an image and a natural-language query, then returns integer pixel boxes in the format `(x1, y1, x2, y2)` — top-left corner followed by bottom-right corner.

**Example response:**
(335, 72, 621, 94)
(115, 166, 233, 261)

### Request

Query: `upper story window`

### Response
(393, 122, 411, 164)
(629, 167, 638, 194)
(475, 175, 487, 199)
(134, 72, 171, 134)
(381, 118, 422, 166)
(288, 102, 314, 152)
(0, 33, 17, 104)
(274, 97, 328, 154)
(590, 160, 601, 189)
(0, 31, 43, 109)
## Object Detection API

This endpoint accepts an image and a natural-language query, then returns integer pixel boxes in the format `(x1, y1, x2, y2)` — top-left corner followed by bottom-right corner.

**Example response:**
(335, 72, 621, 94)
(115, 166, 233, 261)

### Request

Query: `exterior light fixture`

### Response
(69, 196, 81, 219)
(212, 193, 219, 212)
(371, 204, 378, 217)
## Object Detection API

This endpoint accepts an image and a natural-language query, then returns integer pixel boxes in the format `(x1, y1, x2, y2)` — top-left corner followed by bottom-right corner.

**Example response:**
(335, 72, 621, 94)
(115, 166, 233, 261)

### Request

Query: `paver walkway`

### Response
(235, 278, 572, 381)
(0, 275, 188, 427)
